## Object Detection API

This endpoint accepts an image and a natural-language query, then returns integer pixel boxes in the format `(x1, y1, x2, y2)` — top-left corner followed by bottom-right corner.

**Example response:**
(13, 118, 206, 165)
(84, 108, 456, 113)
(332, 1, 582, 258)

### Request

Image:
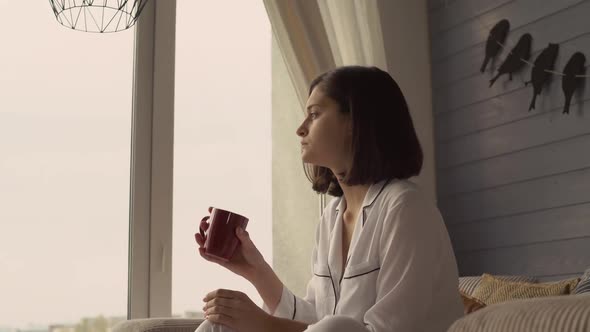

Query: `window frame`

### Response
(128, 0, 177, 319)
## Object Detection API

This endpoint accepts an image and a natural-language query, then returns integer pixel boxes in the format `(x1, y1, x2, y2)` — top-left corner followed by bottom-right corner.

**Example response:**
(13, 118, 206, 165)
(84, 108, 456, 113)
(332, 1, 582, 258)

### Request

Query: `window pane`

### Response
(173, 1, 272, 318)
(0, 3, 133, 331)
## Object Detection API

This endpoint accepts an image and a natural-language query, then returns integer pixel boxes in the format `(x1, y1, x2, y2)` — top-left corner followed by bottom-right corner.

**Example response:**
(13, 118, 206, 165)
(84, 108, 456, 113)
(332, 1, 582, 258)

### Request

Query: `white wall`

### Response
(378, 0, 437, 201)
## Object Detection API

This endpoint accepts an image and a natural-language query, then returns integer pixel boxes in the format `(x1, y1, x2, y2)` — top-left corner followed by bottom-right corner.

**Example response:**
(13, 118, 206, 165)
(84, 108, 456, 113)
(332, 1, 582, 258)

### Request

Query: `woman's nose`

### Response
(296, 123, 307, 137)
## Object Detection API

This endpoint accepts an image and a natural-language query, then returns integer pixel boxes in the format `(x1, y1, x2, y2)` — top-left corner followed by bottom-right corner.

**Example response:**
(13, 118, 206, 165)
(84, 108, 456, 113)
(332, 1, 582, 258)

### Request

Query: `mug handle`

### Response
(199, 212, 211, 243)
(199, 223, 207, 240)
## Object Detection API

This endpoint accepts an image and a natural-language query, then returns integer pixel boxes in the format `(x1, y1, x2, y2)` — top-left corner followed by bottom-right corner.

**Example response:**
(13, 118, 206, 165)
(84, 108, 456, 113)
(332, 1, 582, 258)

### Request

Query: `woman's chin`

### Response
(302, 155, 320, 166)
(301, 152, 330, 168)
(302, 159, 328, 169)
(301, 151, 311, 163)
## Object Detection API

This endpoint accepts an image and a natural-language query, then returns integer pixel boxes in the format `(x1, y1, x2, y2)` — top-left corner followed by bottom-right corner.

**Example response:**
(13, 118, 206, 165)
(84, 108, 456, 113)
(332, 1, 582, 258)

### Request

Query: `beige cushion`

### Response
(460, 291, 487, 315)
(112, 318, 204, 332)
(472, 273, 579, 305)
(459, 275, 537, 296)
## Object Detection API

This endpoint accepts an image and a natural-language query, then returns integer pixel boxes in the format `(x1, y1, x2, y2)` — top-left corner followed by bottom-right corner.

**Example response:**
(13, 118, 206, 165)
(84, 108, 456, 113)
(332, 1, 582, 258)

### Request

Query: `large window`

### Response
(0, 1, 272, 328)
(172, 1, 272, 318)
(0, 3, 133, 331)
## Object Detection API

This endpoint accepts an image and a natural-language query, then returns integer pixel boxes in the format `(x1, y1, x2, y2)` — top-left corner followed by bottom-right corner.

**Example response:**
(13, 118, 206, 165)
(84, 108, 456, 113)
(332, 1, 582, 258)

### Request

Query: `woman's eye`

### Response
(310, 112, 318, 119)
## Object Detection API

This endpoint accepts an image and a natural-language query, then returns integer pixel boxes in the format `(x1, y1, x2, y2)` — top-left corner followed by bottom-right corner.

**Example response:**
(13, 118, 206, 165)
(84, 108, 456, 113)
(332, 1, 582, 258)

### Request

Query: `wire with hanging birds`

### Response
(480, 18, 588, 114)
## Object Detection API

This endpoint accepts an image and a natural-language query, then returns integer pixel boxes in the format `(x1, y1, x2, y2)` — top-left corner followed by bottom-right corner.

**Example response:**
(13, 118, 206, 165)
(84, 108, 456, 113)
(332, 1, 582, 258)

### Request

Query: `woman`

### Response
(194, 66, 464, 332)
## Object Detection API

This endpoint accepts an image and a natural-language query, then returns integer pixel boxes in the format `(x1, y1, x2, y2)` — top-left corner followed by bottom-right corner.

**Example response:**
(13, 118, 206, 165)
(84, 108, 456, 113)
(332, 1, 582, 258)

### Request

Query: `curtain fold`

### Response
(263, 0, 388, 107)
(262, 0, 335, 108)
(317, 0, 388, 68)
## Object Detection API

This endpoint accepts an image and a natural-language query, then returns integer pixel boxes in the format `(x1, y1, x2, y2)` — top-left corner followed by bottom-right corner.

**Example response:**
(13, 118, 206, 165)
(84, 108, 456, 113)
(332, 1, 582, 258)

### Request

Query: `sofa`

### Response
(112, 270, 590, 332)
(447, 270, 590, 332)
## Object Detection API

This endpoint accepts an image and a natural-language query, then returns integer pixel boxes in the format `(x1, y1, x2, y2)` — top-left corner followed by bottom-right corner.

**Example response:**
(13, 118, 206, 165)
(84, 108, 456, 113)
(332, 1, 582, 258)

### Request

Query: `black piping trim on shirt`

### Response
(325, 178, 392, 316)
(342, 267, 381, 279)
(292, 294, 297, 320)
(362, 209, 366, 227)
(362, 177, 393, 227)
(313, 273, 331, 278)
(326, 263, 338, 315)
(338, 255, 351, 288)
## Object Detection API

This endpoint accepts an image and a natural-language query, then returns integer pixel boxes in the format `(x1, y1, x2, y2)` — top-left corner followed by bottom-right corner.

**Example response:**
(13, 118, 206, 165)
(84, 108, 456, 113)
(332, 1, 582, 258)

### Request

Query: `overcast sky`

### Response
(0, 1, 271, 329)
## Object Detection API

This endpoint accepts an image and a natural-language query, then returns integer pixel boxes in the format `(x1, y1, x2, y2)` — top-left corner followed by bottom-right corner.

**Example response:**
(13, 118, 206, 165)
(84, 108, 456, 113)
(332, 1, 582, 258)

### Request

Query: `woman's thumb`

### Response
(236, 227, 250, 244)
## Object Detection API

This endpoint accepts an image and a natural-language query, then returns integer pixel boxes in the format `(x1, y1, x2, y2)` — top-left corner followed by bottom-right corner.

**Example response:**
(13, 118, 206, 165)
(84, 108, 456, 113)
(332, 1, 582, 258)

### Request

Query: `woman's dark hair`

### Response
(304, 65, 423, 196)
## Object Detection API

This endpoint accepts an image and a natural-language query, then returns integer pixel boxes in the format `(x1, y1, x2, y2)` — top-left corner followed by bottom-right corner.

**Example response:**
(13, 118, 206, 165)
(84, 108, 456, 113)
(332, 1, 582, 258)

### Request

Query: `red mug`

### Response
(200, 207, 249, 261)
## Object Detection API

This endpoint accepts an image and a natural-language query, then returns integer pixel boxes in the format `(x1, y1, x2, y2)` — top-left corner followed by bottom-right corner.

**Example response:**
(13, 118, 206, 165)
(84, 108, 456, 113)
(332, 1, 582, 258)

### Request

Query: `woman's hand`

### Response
(194, 207, 268, 282)
(202, 289, 274, 332)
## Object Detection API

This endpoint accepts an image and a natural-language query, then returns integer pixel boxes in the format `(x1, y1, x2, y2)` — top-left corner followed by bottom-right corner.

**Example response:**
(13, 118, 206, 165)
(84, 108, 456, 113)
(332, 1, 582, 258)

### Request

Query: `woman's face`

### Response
(296, 86, 352, 172)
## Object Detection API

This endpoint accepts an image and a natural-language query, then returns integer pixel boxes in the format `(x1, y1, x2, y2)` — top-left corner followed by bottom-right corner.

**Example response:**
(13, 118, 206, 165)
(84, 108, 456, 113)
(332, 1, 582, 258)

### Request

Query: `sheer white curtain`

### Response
(317, 0, 387, 69)
(262, 0, 335, 109)
(263, 0, 388, 106)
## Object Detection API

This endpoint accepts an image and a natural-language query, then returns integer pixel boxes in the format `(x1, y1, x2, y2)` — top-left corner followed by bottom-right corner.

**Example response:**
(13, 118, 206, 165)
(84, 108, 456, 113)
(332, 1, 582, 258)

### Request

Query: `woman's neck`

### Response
(338, 182, 370, 215)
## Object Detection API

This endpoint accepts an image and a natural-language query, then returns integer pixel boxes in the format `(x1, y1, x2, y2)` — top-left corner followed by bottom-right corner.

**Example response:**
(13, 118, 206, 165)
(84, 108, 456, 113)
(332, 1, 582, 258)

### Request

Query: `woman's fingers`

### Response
(198, 247, 209, 258)
(198, 248, 228, 266)
(205, 305, 228, 316)
(235, 227, 252, 247)
(199, 218, 210, 241)
(204, 289, 243, 302)
(205, 313, 233, 327)
(206, 253, 229, 266)
(205, 305, 236, 321)
(194, 233, 205, 246)
(200, 217, 210, 231)
(206, 254, 224, 264)
(203, 297, 236, 311)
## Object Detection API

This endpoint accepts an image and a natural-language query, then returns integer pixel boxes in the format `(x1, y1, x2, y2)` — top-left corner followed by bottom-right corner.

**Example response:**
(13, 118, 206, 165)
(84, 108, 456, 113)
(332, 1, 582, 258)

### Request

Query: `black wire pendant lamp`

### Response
(48, 0, 149, 33)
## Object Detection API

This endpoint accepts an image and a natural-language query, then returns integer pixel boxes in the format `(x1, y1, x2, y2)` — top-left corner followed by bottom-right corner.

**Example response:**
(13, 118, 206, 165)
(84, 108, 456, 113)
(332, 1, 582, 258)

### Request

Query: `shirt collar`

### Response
(335, 178, 392, 212)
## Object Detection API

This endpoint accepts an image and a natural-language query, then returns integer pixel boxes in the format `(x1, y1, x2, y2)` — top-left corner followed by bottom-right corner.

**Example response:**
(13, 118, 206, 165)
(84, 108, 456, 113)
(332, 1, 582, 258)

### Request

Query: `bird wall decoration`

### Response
(525, 43, 559, 111)
(481, 19, 588, 115)
(481, 19, 510, 73)
(562, 52, 586, 114)
(489, 33, 532, 87)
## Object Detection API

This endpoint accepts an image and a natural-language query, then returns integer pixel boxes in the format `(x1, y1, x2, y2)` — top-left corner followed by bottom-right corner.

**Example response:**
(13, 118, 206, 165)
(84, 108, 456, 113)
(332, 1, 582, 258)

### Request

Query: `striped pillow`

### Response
(472, 273, 579, 305)
(573, 269, 590, 295)
(448, 294, 590, 332)
(459, 274, 537, 296)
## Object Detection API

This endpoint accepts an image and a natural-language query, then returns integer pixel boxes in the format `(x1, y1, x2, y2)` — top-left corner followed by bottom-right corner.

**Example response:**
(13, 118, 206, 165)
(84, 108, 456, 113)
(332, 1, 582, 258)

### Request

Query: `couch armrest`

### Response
(448, 294, 590, 332)
(112, 318, 205, 332)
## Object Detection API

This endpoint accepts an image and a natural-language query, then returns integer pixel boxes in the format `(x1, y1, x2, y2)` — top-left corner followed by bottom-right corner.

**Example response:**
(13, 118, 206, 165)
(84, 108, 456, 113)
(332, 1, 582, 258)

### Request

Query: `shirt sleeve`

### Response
(362, 190, 448, 332)
(261, 216, 323, 324)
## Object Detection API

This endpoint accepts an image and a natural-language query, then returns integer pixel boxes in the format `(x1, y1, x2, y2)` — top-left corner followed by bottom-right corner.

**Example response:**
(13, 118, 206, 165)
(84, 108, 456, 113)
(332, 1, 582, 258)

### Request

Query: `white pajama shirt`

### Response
(262, 178, 464, 332)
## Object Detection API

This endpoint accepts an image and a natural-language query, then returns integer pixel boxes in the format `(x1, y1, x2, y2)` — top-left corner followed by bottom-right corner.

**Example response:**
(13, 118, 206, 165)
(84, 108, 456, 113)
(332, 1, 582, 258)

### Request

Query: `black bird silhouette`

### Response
(489, 34, 532, 87)
(562, 52, 586, 114)
(525, 43, 559, 111)
(481, 19, 510, 73)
